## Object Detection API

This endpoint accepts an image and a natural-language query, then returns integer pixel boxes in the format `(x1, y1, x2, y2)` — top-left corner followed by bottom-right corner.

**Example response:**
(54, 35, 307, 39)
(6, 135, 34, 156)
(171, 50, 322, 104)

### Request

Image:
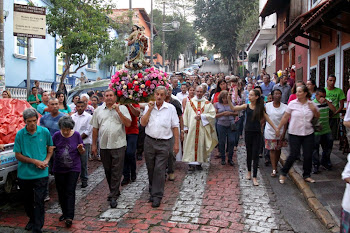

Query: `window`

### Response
(291, 47, 296, 66)
(319, 59, 326, 88)
(311, 0, 322, 8)
(13, 36, 35, 59)
(328, 54, 335, 77)
(310, 67, 316, 81)
(343, 48, 350, 95)
(86, 60, 97, 72)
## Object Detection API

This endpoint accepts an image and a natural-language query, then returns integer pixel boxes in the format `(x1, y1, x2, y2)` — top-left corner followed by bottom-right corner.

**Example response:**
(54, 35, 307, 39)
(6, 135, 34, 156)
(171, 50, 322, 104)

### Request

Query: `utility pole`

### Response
(127, 0, 132, 61)
(150, 0, 154, 66)
(27, 38, 31, 99)
(162, 1, 165, 70)
(0, 0, 5, 92)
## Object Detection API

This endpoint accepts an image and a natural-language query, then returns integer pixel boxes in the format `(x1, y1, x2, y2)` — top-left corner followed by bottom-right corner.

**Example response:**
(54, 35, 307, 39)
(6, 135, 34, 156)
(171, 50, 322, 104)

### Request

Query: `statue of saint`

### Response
(125, 25, 150, 69)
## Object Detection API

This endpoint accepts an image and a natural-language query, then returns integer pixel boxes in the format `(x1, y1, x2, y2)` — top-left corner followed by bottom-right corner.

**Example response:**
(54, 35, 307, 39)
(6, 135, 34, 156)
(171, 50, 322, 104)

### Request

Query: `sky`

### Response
(114, 0, 153, 13)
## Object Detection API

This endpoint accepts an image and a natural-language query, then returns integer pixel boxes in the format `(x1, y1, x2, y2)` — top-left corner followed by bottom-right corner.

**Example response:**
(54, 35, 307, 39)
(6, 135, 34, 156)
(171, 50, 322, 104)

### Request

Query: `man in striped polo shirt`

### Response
(312, 88, 336, 174)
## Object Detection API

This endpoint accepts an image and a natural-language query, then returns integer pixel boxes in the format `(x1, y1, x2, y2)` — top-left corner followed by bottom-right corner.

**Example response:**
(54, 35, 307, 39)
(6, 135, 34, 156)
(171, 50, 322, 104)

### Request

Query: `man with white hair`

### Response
(72, 93, 95, 115)
(182, 85, 217, 171)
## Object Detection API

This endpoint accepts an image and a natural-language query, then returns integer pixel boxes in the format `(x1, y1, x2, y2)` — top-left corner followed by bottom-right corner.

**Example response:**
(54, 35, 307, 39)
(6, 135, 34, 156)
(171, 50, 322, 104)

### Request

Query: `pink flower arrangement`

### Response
(109, 68, 170, 104)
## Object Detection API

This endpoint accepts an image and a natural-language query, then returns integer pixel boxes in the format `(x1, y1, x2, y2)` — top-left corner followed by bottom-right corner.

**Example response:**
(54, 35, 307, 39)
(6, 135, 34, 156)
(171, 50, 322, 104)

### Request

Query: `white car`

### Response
(183, 68, 194, 75)
(194, 59, 203, 67)
(190, 64, 200, 70)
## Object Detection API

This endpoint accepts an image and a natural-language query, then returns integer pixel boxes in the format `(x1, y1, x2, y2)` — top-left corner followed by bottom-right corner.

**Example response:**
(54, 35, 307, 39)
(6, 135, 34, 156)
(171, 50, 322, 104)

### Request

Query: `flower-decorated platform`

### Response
(109, 67, 170, 104)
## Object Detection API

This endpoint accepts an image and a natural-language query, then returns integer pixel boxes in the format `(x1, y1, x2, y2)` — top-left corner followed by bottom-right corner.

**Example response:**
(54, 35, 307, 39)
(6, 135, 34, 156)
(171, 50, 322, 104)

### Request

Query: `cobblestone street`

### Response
(0, 142, 329, 232)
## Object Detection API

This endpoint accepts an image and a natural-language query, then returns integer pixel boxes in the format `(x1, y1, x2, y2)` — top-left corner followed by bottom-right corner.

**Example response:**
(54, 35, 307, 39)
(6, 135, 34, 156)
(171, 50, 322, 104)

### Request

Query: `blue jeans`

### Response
(281, 134, 314, 178)
(18, 177, 48, 233)
(217, 124, 236, 162)
(312, 133, 333, 167)
(123, 134, 138, 180)
(80, 143, 90, 183)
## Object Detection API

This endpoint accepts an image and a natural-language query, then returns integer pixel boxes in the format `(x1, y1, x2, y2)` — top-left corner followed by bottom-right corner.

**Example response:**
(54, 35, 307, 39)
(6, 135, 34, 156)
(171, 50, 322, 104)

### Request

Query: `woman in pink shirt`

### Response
(276, 85, 320, 184)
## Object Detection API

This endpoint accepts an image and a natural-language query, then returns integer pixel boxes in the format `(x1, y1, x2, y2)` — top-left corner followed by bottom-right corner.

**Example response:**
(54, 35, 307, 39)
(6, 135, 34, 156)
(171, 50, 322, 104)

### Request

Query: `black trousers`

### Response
(245, 131, 261, 178)
(54, 172, 79, 220)
(281, 134, 314, 178)
(167, 136, 176, 174)
(100, 147, 125, 199)
(18, 176, 48, 233)
(136, 125, 146, 157)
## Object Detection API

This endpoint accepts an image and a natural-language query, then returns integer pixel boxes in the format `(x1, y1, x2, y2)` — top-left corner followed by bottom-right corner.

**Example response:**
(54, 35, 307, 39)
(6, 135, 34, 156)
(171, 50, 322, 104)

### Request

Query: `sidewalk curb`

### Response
(279, 152, 340, 233)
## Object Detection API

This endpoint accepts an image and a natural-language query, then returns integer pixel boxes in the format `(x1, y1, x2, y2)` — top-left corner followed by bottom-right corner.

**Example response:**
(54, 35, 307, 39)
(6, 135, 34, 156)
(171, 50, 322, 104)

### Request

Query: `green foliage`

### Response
(47, 0, 114, 83)
(99, 39, 126, 77)
(194, 0, 258, 71)
(151, 8, 200, 67)
(236, 0, 259, 49)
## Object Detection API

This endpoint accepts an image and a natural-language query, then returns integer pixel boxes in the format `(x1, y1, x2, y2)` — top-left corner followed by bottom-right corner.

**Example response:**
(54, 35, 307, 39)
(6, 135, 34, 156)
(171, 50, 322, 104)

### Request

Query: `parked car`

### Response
(183, 68, 194, 75)
(67, 79, 110, 104)
(190, 64, 200, 70)
(194, 58, 203, 67)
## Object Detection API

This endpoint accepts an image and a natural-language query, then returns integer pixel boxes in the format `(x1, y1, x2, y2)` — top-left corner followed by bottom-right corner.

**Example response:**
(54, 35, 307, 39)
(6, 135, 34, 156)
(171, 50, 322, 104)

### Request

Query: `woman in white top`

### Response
(342, 108, 350, 232)
(264, 89, 288, 177)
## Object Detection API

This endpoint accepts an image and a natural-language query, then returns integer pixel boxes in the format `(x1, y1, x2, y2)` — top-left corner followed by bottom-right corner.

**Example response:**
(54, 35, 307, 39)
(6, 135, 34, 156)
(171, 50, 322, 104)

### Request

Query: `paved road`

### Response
(0, 141, 329, 232)
(199, 60, 229, 74)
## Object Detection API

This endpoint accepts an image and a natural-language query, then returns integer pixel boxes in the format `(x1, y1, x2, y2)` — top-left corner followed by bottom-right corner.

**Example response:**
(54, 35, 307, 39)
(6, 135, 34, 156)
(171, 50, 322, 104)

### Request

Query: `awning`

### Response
(273, 2, 326, 49)
(302, 0, 350, 33)
(247, 28, 276, 54)
(260, 0, 286, 18)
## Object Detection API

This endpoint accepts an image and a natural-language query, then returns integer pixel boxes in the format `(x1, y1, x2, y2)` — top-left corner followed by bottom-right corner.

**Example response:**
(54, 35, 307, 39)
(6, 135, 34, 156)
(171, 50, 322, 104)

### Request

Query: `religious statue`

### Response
(125, 25, 150, 70)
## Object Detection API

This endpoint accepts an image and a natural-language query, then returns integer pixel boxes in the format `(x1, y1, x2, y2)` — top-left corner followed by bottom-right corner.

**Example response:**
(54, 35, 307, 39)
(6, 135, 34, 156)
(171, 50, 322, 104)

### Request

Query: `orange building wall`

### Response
(310, 30, 338, 67)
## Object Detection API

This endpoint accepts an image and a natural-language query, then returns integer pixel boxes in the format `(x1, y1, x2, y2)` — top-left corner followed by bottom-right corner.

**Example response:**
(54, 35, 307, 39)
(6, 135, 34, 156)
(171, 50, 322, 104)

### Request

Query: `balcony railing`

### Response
(6, 80, 72, 100)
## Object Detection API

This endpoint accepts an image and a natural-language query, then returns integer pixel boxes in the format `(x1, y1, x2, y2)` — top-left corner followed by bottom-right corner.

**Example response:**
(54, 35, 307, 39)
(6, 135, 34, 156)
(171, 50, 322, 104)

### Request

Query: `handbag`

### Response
(230, 122, 237, 131)
(311, 117, 322, 132)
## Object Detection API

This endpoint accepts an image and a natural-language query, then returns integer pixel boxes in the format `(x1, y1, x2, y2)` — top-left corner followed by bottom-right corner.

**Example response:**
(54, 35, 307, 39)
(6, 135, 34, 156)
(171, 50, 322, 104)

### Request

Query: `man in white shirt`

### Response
(176, 85, 188, 104)
(72, 101, 93, 188)
(91, 89, 132, 208)
(141, 86, 180, 208)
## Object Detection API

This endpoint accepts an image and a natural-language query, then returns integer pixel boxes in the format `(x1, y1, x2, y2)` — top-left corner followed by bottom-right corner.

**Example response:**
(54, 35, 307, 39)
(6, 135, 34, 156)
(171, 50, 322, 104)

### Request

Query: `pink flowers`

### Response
(109, 68, 169, 104)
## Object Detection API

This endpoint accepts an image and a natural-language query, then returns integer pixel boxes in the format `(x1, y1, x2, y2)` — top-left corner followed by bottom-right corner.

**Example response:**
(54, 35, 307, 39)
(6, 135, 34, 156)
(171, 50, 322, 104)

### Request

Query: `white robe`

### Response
(182, 96, 218, 163)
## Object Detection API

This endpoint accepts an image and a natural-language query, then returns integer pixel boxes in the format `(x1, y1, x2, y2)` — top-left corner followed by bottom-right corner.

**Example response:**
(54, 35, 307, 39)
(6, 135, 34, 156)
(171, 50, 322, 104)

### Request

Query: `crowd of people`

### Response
(2, 67, 350, 232)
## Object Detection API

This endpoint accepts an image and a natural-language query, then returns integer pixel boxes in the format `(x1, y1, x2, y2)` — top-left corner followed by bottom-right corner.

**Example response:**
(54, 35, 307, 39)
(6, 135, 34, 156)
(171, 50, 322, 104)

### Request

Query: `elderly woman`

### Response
(215, 90, 236, 166)
(2, 90, 11, 98)
(52, 116, 85, 227)
(277, 85, 320, 184)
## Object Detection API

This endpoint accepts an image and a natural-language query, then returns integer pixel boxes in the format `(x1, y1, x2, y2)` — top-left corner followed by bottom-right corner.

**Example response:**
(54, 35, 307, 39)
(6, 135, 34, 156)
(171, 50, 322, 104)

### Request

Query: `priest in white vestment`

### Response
(182, 85, 218, 171)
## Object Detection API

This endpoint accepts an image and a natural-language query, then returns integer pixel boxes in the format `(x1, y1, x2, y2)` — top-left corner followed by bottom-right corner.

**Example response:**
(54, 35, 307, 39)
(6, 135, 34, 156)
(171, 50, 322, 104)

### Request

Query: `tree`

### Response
(151, 8, 200, 70)
(47, 0, 114, 88)
(194, 0, 258, 72)
(99, 39, 126, 77)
